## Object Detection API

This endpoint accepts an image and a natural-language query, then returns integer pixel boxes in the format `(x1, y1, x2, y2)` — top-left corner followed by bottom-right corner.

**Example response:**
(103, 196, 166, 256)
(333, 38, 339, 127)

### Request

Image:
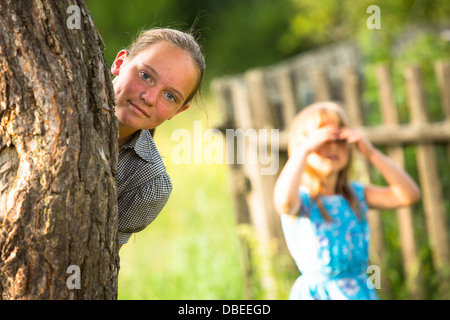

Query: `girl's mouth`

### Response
(129, 101, 150, 118)
(326, 155, 339, 161)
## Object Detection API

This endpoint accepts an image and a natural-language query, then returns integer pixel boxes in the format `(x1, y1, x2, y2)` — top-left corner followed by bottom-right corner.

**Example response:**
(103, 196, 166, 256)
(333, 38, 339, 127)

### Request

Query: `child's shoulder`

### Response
(298, 185, 311, 202)
(350, 180, 365, 192)
(350, 180, 366, 199)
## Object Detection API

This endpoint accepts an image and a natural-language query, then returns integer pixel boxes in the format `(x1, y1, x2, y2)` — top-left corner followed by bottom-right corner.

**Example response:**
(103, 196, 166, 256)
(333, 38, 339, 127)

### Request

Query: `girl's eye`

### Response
(165, 92, 176, 102)
(140, 71, 152, 81)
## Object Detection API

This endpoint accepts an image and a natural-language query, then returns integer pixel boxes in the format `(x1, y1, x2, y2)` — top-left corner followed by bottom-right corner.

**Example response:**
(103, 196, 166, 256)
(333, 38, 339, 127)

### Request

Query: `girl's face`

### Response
(307, 125, 350, 176)
(111, 41, 199, 131)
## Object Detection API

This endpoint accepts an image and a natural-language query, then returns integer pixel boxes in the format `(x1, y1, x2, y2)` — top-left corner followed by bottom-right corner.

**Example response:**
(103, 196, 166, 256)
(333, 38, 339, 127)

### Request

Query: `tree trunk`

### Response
(0, 0, 119, 299)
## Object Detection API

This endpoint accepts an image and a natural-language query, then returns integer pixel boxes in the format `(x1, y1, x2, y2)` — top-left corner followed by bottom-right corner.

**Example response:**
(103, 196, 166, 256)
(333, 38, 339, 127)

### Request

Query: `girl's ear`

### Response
(111, 50, 128, 76)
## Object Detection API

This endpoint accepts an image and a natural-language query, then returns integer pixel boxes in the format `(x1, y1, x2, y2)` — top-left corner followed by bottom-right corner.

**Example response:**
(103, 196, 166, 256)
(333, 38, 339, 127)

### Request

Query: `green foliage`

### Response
(201, 0, 296, 81)
(282, 0, 450, 55)
(87, 0, 297, 87)
(86, 0, 194, 66)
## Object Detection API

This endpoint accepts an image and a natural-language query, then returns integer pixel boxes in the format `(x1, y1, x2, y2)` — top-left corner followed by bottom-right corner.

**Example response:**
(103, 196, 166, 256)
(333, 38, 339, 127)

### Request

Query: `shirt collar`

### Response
(120, 129, 154, 163)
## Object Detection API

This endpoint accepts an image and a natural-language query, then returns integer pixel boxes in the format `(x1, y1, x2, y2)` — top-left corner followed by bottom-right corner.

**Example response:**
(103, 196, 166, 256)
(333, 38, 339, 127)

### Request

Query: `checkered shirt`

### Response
(117, 129, 172, 244)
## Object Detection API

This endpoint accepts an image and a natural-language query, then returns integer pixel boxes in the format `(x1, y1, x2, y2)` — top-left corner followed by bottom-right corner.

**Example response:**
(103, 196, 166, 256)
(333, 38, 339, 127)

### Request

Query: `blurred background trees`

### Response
(87, 0, 449, 87)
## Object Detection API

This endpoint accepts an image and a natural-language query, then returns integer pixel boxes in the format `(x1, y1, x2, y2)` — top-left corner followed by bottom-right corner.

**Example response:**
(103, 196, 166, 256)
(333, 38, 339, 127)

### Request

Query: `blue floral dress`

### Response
(281, 181, 379, 300)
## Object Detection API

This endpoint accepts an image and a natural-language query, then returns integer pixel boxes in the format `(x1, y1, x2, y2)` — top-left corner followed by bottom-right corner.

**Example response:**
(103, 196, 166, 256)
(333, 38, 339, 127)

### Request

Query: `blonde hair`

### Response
(288, 101, 360, 221)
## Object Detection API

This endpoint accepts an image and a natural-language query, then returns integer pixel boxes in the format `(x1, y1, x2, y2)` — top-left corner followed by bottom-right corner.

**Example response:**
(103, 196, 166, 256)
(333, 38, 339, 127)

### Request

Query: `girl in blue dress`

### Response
(273, 102, 421, 300)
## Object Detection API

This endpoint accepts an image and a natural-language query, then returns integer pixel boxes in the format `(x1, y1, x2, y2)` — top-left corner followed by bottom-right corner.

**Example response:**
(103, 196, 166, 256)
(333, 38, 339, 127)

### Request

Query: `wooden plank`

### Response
(276, 67, 298, 130)
(215, 80, 254, 298)
(342, 66, 390, 293)
(404, 65, 450, 278)
(245, 73, 291, 256)
(375, 64, 398, 125)
(211, 79, 234, 130)
(245, 69, 275, 129)
(376, 64, 423, 299)
(362, 122, 450, 144)
(230, 79, 253, 130)
(229, 79, 278, 299)
(311, 68, 331, 102)
(276, 121, 450, 151)
(435, 60, 450, 118)
(343, 66, 364, 126)
(434, 60, 450, 164)
(227, 162, 254, 299)
(242, 70, 288, 252)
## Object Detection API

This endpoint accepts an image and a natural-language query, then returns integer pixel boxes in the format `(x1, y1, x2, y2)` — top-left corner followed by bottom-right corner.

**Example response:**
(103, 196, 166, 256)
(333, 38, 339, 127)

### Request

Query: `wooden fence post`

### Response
(376, 64, 423, 299)
(312, 68, 331, 102)
(435, 61, 450, 162)
(245, 69, 275, 129)
(434, 61, 450, 119)
(210, 79, 234, 131)
(405, 65, 450, 296)
(276, 67, 298, 130)
(342, 66, 390, 293)
(228, 76, 279, 299)
(243, 70, 286, 251)
(211, 79, 255, 299)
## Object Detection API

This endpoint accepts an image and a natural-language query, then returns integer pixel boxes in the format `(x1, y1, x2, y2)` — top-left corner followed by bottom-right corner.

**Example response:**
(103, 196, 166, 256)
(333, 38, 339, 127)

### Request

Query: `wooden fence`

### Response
(211, 48, 450, 299)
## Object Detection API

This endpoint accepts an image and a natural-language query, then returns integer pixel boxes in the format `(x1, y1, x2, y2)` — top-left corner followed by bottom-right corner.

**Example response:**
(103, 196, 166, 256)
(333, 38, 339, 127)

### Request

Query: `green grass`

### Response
(117, 98, 247, 299)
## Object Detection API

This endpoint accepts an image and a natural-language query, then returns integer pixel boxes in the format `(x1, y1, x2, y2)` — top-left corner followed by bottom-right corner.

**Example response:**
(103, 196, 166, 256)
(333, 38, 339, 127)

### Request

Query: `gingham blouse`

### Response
(117, 129, 172, 244)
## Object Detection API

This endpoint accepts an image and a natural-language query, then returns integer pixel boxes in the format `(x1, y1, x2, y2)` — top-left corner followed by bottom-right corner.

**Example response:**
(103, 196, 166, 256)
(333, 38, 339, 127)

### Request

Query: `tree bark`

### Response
(0, 0, 119, 299)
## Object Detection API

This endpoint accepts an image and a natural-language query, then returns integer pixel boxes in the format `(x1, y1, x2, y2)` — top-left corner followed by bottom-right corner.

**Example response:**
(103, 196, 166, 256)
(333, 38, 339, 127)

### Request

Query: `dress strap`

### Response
(298, 187, 312, 216)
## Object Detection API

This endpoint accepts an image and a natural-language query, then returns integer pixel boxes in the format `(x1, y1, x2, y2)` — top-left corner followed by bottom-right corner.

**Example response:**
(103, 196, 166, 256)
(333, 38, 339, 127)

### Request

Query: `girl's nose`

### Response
(141, 88, 158, 106)
(325, 140, 340, 151)
(325, 140, 336, 147)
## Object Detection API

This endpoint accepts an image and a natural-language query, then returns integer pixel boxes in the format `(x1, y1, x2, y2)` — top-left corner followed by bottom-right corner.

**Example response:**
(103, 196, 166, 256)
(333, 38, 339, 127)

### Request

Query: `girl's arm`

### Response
(273, 126, 340, 215)
(273, 146, 308, 215)
(364, 148, 421, 209)
(340, 128, 421, 209)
